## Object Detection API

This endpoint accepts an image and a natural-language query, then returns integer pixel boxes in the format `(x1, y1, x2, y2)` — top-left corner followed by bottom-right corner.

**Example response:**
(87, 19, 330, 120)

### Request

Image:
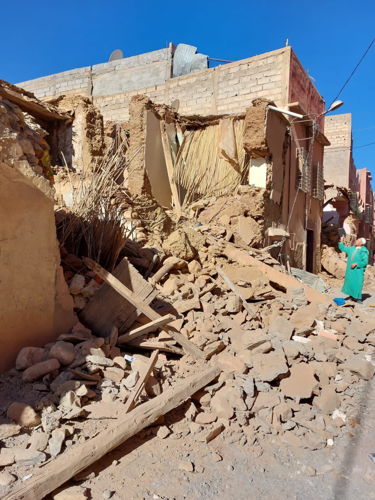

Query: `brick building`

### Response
(357, 168, 374, 252)
(18, 43, 329, 273)
(323, 113, 374, 253)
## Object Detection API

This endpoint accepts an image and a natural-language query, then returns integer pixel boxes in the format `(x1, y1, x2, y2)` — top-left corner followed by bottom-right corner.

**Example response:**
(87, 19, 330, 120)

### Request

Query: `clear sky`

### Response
(1, 0, 374, 179)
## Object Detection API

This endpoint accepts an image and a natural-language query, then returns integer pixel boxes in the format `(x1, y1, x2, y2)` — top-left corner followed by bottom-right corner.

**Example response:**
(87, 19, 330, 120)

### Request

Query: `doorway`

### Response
(306, 229, 314, 273)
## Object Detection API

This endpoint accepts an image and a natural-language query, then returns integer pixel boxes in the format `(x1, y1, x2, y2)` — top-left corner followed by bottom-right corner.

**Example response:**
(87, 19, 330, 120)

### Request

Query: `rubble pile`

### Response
(1, 223, 375, 495)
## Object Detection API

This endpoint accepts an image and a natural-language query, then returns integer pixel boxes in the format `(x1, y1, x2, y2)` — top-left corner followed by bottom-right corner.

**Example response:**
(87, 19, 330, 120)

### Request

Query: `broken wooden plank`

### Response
(149, 256, 184, 284)
(0, 80, 71, 122)
(160, 121, 182, 218)
(83, 258, 204, 360)
(81, 257, 158, 336)
(124, 350, 159, 413)
(5, 365, 220, 500)
(126, 340, 183, 355)
(216, 266, 255, 316)
(117, 314, 175, 344)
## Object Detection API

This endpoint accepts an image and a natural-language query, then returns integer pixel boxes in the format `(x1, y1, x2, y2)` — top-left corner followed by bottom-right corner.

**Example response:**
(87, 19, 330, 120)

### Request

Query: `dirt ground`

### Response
(56, 376, 375, 500)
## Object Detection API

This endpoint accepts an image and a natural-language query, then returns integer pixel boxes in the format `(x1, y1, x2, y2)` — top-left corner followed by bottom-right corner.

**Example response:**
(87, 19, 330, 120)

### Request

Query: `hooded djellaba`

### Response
(338, 237, 369, 303)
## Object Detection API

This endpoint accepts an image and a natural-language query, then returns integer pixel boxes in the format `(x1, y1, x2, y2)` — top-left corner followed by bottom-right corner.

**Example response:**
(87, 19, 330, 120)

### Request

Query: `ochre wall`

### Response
(0, 165, 73, 371)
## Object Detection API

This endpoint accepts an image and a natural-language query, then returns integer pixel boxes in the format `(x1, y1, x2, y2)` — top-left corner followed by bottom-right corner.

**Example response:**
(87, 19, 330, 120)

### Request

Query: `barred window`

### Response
(312, 162, 324, 200)
(296, 146, 311, 193)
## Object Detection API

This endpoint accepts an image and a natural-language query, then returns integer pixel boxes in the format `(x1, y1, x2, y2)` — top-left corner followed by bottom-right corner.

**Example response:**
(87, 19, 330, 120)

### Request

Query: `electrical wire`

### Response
(330, 37, 375, 105)
(326, 140, 375, 152)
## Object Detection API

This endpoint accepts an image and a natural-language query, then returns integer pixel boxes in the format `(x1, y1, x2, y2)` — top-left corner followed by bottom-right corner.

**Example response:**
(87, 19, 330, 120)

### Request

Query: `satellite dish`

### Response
(109, 49, 124, 62)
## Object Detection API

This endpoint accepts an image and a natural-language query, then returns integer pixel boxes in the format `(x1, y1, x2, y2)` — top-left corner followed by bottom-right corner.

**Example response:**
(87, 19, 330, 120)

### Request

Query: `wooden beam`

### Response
(0, 81, 71, 122)
(149, 256, 184, 284)
(160, 121, 182, 218)
(117, 314, 175, 344)
(216, 266, 255, 316)
(124, 350, 159, 413)
(125, 339, 183, 355)
(83, 258, 204, 360)
(5, 365, 220, 500)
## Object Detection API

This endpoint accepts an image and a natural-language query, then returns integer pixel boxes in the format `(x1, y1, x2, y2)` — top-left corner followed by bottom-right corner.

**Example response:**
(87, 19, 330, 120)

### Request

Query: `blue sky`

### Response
(1, 0, 374, 178)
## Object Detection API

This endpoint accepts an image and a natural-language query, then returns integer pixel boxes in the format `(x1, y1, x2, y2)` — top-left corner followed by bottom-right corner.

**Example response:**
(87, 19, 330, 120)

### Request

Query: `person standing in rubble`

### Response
(338, 237, 369, 304)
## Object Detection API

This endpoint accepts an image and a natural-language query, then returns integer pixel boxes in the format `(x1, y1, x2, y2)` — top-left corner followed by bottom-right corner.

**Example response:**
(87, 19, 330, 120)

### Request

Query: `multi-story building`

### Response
(323, 113, 373, 253)
(357, 168, 374, 253)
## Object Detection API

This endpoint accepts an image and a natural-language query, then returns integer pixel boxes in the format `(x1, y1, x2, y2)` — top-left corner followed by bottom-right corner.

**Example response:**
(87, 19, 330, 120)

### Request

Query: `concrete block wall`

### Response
(93, 48, 288, 122)
(18, 47, 172, 101)
(18, 47, 289, 122)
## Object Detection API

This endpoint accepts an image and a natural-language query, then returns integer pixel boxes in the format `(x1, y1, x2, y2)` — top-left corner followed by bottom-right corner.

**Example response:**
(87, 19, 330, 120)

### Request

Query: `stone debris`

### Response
(53, 486, 90, 500)
(6, 402, 41, 428)
(280, 364, 317, 400)
(178, 460, 194, 472)
(22, 358, 61, 382)
(0, 207, 374, 496)
(0, 471, 17, 486)
(49, 428, 67, 457)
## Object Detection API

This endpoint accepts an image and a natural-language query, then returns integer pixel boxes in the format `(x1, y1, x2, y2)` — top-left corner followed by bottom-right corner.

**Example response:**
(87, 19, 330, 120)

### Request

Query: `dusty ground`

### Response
(54, 376, 375, 500)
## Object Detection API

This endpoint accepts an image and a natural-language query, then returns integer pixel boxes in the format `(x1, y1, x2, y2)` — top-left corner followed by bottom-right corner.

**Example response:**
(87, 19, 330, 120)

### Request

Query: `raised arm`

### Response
(338, 242, 349, 254)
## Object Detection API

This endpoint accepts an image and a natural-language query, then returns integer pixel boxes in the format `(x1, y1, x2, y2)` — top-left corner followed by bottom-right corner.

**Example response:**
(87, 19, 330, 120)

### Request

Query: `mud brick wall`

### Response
(18, 47, 291, 123)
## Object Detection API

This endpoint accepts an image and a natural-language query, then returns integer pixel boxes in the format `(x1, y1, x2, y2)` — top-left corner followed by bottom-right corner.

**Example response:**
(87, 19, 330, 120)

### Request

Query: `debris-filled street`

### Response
(1, 8, 375, 499)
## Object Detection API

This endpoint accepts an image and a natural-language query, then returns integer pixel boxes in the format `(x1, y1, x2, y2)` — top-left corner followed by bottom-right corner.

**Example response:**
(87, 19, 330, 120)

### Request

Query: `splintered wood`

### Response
(81, 258, 157, 336)
(83, 258, 205, 360)
(123, 349, 159, 412)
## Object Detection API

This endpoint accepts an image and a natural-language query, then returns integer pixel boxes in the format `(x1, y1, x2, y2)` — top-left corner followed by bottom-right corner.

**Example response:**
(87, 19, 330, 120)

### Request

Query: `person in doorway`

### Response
(338, 237, 369, 304)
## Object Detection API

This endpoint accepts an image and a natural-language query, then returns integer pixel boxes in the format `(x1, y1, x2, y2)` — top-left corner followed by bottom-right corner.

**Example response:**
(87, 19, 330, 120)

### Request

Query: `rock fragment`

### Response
(22, 358, 60, 382)
(252, 351, 288, 382)
(49, 428, 67, 457)
(178, 460, 194, 472)
(0, 471, 16, 486)
(7, 402, 40, 427)
(50, 341, 76, 365)
(341, 356, 375, 380)
(16, 346, 45, 370)
(280, 364, 317, 400)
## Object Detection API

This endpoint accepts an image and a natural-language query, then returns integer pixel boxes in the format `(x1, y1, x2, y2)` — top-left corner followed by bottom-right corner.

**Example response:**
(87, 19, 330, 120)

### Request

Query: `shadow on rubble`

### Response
(332, 377, 373, 498)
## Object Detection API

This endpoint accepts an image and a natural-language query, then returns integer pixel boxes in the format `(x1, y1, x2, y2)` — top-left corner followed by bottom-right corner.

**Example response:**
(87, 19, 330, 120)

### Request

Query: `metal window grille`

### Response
(296, 147, 311, 193)
(312, 162, 324, 200)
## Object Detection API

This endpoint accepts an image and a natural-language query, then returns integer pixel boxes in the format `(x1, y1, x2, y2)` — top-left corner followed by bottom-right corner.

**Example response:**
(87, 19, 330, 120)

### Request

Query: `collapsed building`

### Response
(19, 43, 330, 273)
(0, 44, 374, 498)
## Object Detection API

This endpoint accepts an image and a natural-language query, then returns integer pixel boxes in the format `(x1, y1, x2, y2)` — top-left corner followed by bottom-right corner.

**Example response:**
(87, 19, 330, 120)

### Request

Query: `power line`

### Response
(326, 140, 375, 152)
(355, 140, 375, 149)
(330, 37, 375, 105)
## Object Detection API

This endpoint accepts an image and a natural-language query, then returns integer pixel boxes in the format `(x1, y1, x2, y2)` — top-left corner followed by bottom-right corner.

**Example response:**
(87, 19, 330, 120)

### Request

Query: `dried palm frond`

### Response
(56, 134, 135, 271)
(175, 119, 249, 208)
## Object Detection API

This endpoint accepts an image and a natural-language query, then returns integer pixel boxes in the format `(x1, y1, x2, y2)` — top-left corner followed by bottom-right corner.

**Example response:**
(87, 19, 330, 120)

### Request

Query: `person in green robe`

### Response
(338, 237, 369, 303)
